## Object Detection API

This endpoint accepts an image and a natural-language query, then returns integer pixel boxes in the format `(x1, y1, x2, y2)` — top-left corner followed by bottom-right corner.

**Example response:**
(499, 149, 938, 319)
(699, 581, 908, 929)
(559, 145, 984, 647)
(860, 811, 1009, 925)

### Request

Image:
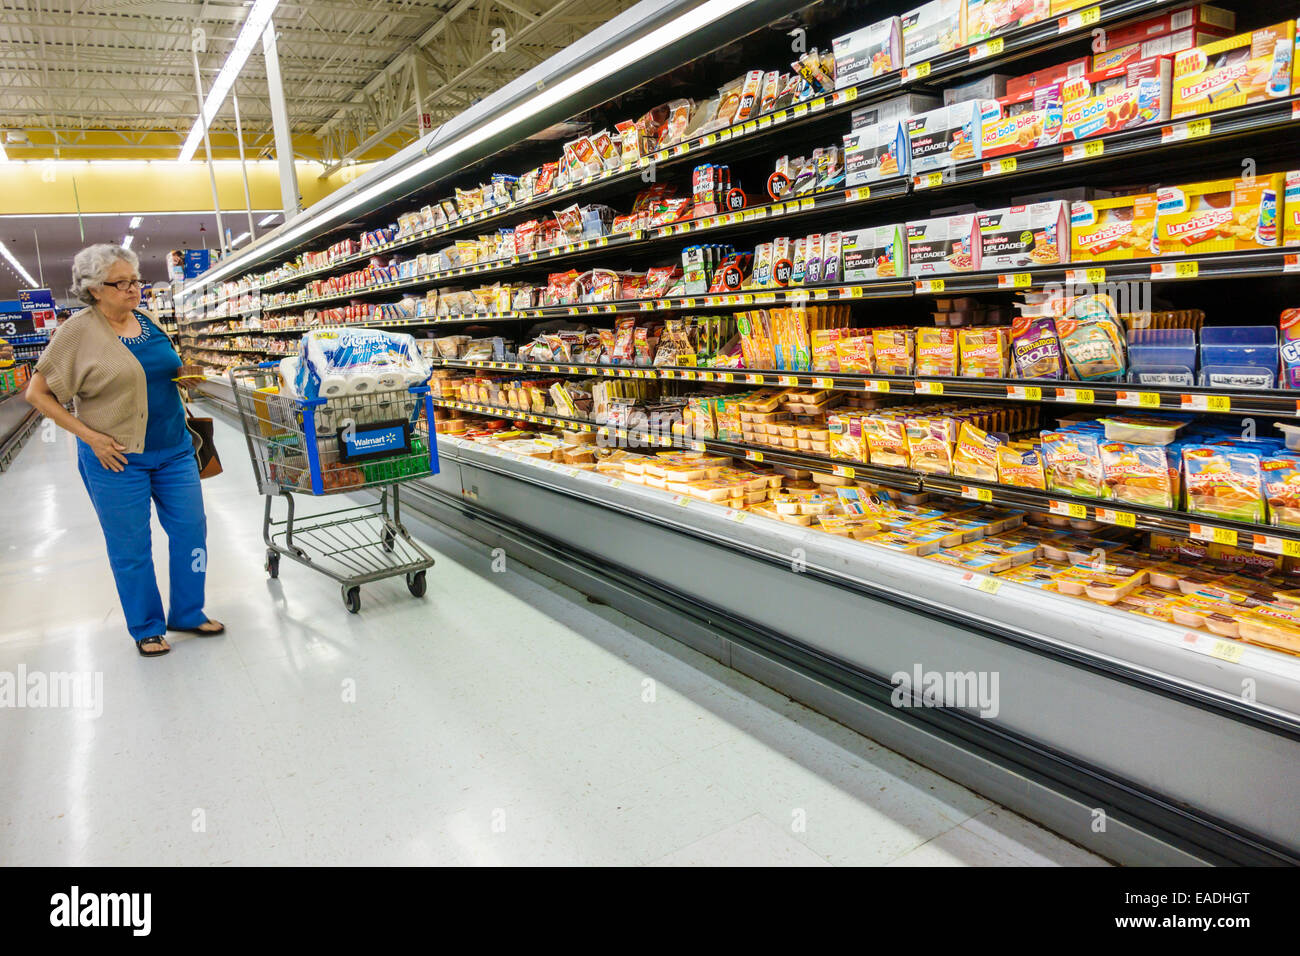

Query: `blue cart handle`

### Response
(257, 360, 282, 369)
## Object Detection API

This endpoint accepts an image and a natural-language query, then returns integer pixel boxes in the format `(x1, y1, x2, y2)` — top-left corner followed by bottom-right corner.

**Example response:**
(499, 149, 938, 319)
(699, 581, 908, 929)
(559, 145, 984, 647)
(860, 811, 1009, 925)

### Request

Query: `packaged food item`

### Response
(997, 444, 1047, 489)
(946, 73, 1012, 104)
(915, 327, 958, 376)
(833, 17, 903, 85)
(1263, 456, 1300, 529)
(851, 92, 943, 129)
(844, 121, 910, 184)
(953, 421, 1001, 482)
(871, 329, 915, 375)
(1096, 6, 1236, 56)
(965, 0, 1048, 43)
(863, 415, 910, 467)
(842, 224, 907, 281)
(972, 201, 1067, 270)
(901, 0, 963, 66)
(834, 333, 874, 373)
(1009, 316, 1063, 379)
(1170, 21, 1296, 118)
(1097, 413, 1188, 445)
(907, 100, 995, 172)
(1155, 173, 1285, 255)
(1238, 605, 1300, 654)
(995, 557, 1073, 588)
(906, 213, 976, 275)
(1100, 441, 1174, 508)
(1070, 194, 1158, 261)
(905, 416, 958, 474)
(1170, 592, 1244, 637)
(1061, 55, 1173, 140)
(1041, 429, 1107, 498)
(957, 328, 1008, 377)
(1285, 171, 1300, 247)
(1056, 295, 1126, 381)
(1182, 446, 1265, 523)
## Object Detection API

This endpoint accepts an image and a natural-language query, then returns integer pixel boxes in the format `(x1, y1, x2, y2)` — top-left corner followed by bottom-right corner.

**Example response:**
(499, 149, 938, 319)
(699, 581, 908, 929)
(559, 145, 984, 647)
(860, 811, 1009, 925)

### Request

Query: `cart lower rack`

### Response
(229, 362, 440, 612)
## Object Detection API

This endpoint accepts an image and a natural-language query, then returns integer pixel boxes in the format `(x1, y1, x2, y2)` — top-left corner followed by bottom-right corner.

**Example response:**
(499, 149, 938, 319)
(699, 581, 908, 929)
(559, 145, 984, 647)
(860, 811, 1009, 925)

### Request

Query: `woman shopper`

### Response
(25, 243, 223, 657)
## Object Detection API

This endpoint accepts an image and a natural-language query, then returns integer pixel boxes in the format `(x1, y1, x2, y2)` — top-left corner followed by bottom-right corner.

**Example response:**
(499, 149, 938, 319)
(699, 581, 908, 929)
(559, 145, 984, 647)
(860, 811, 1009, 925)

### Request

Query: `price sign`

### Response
(961, 486, 993, 502)
(998, 273, 1032, 289)
(1058, 5, 1100, 32)
(1206, 639, 1245, 663)
(1150, 260, 1199, 279)
(1251, 533, 1300, 556)
(961, 572, 1002, 594)
(914, 380, 944, 395)
(1006, 385, 1042, 401)
(1055, 387, 1095, 404)
(982, 157, 1017, 177)
(1181, 394, 1230, 412)
(778, 375, 798, 386)
(1117, 390, 1160, 408)
(745, 450, 764, 462)
(915, 279, 945, 293)
(1066, 267, 1106, 284)
(1190, 523, 1237, 546)
(865, 380, 890, 393)
(833, 465, 856, 479)
(813, 377, 833, 388)
(968, 37, 1004, 61)
(844, 187, 871, 202)
(1049, 500, 1089, 519)
(916, 171, 945, 190)
(727, 510, 748, 523)
(747, 374, 766, 385)
(911, 62, 931, 79)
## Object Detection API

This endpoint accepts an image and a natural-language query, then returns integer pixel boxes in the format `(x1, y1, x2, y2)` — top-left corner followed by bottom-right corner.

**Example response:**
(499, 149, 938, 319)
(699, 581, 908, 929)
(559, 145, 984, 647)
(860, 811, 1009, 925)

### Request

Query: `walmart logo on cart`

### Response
(347, 427, 404, 453)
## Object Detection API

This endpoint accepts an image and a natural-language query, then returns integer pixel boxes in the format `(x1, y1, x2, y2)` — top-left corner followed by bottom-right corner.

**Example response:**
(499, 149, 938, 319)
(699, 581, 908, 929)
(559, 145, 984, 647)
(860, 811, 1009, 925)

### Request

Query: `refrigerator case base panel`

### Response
(404, 434, 1300, 867)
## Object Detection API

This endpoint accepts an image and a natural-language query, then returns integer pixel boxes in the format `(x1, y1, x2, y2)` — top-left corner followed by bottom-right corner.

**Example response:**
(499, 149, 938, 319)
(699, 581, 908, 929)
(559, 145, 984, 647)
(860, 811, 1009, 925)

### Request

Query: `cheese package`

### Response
(834, 332, 875, 372)
(965, 0, 1048, 43)
(844, 121, 909, 184)
(833, 17, 903, 86)
(1170, 592, 1244, 637)
(1070, 194, 1158, 261)
(1239, 605, 1300, 654)
(1155, 173, 1284, 255)
(1171, 21, 1295, 117)
(996, 557, 1072, 588)
(907, 100, 996, 173)
(957, 328, 1009, 377)
(1061, 55, 1172, 141)
(816, 514, 884, 539)
(901, 0, 964, 66)
(972, 201, 1068, 270)
(906, 213, 977, 275)
(915, 327, 958, 376)
(842, 224, 907, 280)
(828, 412, 867, 461)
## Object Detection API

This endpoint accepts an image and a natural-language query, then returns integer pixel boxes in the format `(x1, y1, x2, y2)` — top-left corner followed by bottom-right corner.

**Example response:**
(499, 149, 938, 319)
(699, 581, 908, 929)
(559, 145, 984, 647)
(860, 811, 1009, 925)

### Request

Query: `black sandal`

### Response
(137, 635, 171, 656)
(170, 620, 225, 636)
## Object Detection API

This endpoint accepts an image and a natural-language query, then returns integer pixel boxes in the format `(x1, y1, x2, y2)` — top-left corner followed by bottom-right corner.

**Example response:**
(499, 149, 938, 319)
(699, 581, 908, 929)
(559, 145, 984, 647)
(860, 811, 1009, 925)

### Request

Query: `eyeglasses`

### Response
(104, 279, 143, 291)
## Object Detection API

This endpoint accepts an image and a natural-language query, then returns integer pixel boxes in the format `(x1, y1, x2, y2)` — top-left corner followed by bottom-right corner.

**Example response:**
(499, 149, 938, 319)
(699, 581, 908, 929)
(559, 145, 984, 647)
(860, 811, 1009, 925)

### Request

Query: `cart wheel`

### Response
(265, 550, 280, 579)
(343, 585, 361, 614)
(381, 528, 396, 552)
(407, 570, 427, 597)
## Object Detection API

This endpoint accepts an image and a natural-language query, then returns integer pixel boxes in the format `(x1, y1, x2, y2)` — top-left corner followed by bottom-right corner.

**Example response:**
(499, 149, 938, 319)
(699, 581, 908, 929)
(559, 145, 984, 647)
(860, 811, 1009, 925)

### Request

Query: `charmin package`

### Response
(1171, 20, 1295, 117)
(901, 0, 963, 66)
(1155, 173, 1284, 255)
(833, 17, 903, 86)
(295, 327, 428, 400)
(842, 224, 907, 281)
(907, 214, 976, 275)
(844, 121, 909, 184)
(907, 100, 996, 173)
(972, 201, 1068, 270)
(1070, 194, 1158, 261)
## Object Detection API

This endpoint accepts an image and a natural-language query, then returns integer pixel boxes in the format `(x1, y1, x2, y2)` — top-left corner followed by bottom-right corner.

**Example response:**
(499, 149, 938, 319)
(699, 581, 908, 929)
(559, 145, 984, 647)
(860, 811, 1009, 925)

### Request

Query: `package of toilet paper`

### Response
(295, 328, 429, 400)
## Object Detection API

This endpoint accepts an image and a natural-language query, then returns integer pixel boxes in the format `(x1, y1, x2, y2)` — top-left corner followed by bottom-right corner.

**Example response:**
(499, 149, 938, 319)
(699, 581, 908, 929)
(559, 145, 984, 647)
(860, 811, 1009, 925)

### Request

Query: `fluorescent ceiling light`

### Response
(129, 216, 143, 229)
(122, 234, 134, 249)
(0, 240, 38, 287)
(232, 231, 250, 246)
(188, 0, 750, 289)
(258, 213, 280, 226)
(178, 0, 281, 162)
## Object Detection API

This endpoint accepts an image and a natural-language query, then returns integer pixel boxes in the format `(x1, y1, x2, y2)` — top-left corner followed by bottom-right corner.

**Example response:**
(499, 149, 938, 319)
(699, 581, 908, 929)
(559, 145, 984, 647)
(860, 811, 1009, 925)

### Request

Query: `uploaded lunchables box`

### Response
(972, 201, 1068, 270)
(907, 100, 997, 173)
(901, 0, 964, 66)
(1155, 173, 1284, 255)
(907, 213, 977, 275)
(1070, 193, 1158, 261)
(844, 121, 910, 185)
(833, 16, 904, 86)
(965, 0, 1048, 43)
(842, 224, 907, 280)
(1171, 20, 1296, 118)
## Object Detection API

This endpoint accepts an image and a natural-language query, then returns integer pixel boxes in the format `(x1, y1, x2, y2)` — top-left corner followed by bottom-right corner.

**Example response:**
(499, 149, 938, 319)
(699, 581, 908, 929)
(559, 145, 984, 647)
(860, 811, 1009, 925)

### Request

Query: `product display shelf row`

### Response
(180, 326, 269, 338)
(431, 357, 1300, 419)
(433, 395, 1300, 555)
(228, 0, 1182, 301)
(187, 345, 272, 355)
(916, 95, 1300, 190)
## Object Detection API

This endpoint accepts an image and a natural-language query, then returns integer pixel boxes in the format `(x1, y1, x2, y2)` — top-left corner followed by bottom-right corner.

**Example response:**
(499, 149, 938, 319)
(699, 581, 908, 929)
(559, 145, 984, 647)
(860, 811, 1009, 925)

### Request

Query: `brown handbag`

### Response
(179, 388, 223, 479)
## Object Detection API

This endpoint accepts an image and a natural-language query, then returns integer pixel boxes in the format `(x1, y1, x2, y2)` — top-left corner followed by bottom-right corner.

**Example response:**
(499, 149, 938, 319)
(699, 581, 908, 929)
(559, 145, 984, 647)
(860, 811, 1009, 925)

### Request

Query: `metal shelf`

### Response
(433, 395, 1300, 555)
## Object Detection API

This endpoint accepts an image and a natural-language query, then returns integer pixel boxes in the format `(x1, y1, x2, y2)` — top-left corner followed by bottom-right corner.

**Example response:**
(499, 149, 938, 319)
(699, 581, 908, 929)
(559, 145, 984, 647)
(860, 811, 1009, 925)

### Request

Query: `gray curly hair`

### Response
(71, 243, 140, 305)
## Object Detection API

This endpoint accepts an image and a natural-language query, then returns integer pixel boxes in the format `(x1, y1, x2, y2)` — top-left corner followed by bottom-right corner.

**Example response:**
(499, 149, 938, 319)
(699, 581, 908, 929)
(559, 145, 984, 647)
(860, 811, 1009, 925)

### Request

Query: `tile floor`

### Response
(0, 417, 1108, 866)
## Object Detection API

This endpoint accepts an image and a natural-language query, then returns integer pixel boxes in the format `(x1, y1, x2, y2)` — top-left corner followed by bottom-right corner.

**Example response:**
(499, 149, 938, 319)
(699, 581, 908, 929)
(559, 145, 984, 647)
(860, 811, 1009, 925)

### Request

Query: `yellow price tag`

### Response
(1139, 392, 1161, 407)
(813, 377, 833, 388)
(1212, 527, 1238, 546)
(865, 380, 889, 393)
(1209, 640, 1245, 663)
(916, 278, 945, 293)
(1080, 5, 1100, 25)
(702, 134, 717, 146)
(1067, 503, 1088, 519)
(976, 577, 1002, 595)
(748, 374, 766, 384)
(985, 157, 1017, 176)
(746, 450, 764, 462)
(1176, 260, 1199, 278)
(1001, 273, 1032, 288)
(778, 375, 797, 386)
(1283, 539, 1300, 557)
(963, 486, 993, 502)
(915, 380, 944, 395)
(1188, 118, 1211, 138)
(843, 88, 857, 102)
(919, 172, 944, 189)
(799, 198, 814, 211)
(913, 62, 931, 79)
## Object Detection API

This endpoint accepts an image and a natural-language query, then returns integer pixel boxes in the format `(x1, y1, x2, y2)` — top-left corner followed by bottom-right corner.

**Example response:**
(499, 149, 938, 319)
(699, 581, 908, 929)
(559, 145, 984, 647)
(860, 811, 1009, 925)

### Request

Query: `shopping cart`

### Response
(228, 362, 440, 613)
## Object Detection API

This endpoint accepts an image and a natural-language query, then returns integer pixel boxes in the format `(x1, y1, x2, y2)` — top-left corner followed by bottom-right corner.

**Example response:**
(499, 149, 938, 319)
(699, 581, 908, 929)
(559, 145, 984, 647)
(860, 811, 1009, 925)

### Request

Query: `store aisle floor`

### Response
(0, 418, 1108, 866)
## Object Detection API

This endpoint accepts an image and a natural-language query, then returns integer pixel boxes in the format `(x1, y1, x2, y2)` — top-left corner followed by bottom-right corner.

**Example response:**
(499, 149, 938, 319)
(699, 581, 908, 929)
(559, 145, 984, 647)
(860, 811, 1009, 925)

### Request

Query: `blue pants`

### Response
(77, 438, 208, 641)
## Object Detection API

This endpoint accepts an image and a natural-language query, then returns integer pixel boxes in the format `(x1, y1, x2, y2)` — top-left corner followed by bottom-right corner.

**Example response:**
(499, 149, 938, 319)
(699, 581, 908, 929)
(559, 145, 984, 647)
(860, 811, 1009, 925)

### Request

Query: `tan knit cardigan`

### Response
(35, 305, 170, 454)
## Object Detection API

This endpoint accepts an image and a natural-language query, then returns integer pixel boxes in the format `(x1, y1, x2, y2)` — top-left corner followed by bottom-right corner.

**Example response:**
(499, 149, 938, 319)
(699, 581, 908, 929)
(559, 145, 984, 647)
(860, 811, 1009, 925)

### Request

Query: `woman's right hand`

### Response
(86, 430, 128, 472)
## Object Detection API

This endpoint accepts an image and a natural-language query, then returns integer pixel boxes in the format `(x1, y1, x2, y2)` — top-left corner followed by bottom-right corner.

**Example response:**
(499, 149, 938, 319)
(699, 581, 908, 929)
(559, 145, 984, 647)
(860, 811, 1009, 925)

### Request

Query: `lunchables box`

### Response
(901, 0, 964, 66)
(842, 224, 907, 280)
(907, 100, 997, 173)
(844, 121, 910, 184)
(972, 200, 1068, 270)
(980, 94, 1061, 157)
(907, 213, 977, 275)
(965, 0, 1048, 43)
(1070, 193, 1158, 261)
(833, 16, 904, 86)
(1171, 20, 1296, 118)
(1285, 170, 1300, 246)
(1061, 56, 1172, 141)
(1155, 173, 1284, 255)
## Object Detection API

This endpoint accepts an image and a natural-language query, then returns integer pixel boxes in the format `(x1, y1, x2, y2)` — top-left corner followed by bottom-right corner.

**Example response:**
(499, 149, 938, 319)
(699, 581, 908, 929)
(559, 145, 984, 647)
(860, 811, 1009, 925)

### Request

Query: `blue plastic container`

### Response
(1127, 329, 1196, 385)
(1199, 326, 1278, 388)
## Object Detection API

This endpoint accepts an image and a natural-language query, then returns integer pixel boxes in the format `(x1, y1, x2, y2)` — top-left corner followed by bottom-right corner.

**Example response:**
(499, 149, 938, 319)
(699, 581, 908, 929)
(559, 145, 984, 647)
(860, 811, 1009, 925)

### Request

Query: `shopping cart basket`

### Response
(228, 362, 440, 613)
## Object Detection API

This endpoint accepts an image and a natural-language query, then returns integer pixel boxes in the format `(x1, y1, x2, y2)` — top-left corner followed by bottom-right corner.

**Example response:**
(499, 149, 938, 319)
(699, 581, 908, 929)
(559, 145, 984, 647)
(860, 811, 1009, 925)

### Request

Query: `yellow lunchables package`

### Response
(1070, 194, 1158, 261)
(1155, 173, 1284, 255)
(1171, 21, 1295, 118)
